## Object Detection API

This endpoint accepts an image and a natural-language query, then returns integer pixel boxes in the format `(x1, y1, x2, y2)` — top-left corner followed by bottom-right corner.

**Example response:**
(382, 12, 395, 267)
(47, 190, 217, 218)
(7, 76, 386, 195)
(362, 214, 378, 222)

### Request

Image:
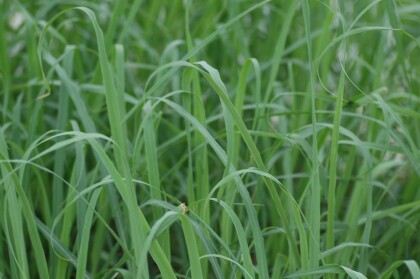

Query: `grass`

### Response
(1, 0, 420, 278)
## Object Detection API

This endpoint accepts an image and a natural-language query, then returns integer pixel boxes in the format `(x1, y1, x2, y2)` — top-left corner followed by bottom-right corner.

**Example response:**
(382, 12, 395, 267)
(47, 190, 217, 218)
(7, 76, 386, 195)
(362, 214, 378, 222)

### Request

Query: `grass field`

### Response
(1, 0, 420, 278)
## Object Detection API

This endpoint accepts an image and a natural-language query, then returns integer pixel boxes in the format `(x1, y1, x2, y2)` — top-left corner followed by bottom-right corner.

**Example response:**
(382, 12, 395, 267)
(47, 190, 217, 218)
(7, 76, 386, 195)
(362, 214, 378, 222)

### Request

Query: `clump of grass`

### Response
(1, 0, 420, 278)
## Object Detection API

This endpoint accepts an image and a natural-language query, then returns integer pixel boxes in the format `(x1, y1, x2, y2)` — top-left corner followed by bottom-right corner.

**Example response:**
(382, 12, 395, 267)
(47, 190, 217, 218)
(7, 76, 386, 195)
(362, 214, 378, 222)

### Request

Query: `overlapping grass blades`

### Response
(1, 0, 420, 278)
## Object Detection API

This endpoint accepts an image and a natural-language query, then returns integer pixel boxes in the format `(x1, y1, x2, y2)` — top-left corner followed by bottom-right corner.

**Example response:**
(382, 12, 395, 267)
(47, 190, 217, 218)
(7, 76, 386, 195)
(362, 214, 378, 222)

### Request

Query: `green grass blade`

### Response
(76, 188, 101, 279)
(326, 70, 345, 258)
(180, 214, 204, 279)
